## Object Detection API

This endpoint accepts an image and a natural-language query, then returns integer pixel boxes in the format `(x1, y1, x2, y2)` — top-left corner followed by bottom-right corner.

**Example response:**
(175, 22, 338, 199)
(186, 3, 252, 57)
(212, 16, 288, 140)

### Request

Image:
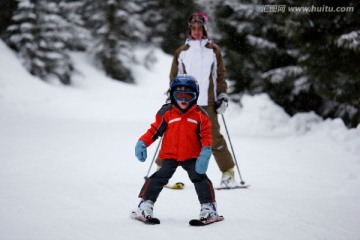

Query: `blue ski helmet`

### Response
(170, 75, 199, 105)
(170, 75, 199, 94)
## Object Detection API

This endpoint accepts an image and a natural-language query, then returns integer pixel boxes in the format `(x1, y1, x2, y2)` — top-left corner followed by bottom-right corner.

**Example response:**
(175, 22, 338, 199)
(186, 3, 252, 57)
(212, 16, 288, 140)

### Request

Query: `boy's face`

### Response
(174, 86, 195, 110)
(177, 99, 189, 109)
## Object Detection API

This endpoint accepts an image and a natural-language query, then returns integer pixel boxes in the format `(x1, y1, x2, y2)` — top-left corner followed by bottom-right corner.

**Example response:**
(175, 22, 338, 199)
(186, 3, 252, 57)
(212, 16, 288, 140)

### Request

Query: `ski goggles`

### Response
(188, 14, 206, 25)
(173, 90, 197, 102)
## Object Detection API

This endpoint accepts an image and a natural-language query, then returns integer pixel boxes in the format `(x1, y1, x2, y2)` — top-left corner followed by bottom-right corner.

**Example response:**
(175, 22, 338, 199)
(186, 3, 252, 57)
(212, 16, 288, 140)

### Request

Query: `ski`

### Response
(215, 184, 250, 190)
(189, 216, 224, 226)
(131, 211, 160, 225)
(164, 182, 184, 190)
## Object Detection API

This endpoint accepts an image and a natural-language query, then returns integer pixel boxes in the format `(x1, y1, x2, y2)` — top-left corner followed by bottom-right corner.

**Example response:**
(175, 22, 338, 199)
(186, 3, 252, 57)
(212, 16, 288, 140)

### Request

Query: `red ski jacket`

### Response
(139, 103, 212, 161)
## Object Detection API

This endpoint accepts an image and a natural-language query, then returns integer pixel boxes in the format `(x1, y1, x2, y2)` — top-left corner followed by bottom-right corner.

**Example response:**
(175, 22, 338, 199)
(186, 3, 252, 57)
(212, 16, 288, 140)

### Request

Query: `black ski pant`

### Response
(138, 159, 216, 204)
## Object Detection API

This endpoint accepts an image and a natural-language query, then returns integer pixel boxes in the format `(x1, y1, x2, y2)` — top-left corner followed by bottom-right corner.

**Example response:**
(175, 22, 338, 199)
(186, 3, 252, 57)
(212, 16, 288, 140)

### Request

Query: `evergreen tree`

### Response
(215, 0, 360, 127)
(138, 0, 163, 46)
(101, 0, 134, 83)
(145, 0, 200, 54)
(6, 0, 45, 80)
(6, 0, 74, 85)
(289, 0, 360, 127)
(0, 0, 18, 38)
(57, 0, 91, 51)
(83, 0, 151, 83)
(35, 0, 73, 85)
(215, 0, 297, 100)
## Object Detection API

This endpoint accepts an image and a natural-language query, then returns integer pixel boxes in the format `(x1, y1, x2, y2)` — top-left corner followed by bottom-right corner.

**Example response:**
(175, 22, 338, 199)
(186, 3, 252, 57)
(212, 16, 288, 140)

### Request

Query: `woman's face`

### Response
(190, 23, 204, 40)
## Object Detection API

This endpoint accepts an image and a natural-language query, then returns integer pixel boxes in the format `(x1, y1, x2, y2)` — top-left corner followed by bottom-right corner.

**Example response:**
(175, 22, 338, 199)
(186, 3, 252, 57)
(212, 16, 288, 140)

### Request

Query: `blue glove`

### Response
(195, 146, 212, 174)
(135, 140, 147, 162)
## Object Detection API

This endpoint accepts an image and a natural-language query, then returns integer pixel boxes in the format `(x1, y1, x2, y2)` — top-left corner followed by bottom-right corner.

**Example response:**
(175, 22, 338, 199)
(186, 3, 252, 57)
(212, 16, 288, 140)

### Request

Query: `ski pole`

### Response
(143, 98, 169, 181)
(144, 137, 162, 181)
(221, 114, 246, 185)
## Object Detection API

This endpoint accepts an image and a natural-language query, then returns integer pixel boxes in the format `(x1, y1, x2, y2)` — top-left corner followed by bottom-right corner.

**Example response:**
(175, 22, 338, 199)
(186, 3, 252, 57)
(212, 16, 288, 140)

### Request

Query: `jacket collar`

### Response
(172, 103, 198, 115)
(185, 38, 210, 48)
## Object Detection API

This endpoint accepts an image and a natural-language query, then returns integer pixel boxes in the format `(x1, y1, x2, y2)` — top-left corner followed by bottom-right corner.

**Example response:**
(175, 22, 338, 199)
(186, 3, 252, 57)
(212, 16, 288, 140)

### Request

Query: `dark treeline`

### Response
(1, 0, 359, 128)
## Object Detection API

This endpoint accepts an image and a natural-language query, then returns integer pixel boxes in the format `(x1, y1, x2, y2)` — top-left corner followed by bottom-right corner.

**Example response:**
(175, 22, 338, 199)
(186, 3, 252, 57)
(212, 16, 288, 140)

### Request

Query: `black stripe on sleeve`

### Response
(151, 104, 172, 141)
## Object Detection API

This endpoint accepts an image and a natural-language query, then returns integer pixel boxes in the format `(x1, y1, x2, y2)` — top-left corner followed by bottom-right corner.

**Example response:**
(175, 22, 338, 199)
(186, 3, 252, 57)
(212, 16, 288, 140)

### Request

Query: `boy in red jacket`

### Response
(134, 75, 220, 222)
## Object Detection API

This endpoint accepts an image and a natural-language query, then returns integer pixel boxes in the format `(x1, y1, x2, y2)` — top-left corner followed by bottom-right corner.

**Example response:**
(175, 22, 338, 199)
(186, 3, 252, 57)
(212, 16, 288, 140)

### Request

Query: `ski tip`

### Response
(145, 218, 160, 225)
(173, 182, 185, 189)
(131, 211, 160, 225)
(214, 184, 251, 190)
(189, 216, 224, 226)
(164, 182, 185, 190)
(130, 211, 137, 219)
(189, 219, 205, 226)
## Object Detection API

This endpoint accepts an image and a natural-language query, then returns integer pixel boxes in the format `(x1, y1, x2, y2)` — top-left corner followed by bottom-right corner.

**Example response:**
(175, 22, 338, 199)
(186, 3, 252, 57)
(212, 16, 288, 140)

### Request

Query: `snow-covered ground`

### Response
(1, 40, 360, 240)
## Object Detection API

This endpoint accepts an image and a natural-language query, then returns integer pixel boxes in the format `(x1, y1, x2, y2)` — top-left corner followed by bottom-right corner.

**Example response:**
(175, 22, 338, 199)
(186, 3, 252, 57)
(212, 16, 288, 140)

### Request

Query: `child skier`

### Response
(133, 75, 221, 224)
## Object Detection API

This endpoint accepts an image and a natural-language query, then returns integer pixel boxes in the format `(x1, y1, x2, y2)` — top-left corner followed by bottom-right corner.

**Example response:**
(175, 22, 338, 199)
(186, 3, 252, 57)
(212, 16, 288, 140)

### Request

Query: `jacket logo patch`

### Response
(187, 118, 198, 124)
(169, 118, 181, 124)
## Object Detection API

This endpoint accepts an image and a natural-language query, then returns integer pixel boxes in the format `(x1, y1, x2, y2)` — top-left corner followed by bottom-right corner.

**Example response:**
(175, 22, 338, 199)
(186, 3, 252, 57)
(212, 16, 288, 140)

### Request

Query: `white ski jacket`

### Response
(169, 39, 227, 106)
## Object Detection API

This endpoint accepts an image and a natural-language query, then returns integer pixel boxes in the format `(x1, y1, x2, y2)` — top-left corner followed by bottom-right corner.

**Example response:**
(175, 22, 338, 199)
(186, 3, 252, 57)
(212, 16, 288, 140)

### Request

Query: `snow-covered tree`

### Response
(145, 0, 200, 54)
(0, 0, 18, 37)
(35, 0, 73, 84)
(6, 0, 45, 80)
(287, 0, 360, 127)
(58, 0, 91, 51)
(214, 0, 360, 127)
(83, 0, 152, 83)
(215, 0, 300, 115)
(99, 0, 133, 83)
(6, 0, 74, 85)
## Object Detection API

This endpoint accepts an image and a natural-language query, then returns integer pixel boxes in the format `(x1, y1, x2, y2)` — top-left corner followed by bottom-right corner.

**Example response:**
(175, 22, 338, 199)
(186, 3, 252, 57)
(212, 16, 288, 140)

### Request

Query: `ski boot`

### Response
(137, 199, 154, 219)
(221, 168, 235, 188)
(199, 202, 218, 221)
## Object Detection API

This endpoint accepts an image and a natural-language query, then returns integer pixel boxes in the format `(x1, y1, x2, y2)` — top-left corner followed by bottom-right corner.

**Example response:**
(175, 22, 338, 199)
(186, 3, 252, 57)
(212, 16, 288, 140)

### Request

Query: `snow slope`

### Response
(1, 40, 360, 240)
